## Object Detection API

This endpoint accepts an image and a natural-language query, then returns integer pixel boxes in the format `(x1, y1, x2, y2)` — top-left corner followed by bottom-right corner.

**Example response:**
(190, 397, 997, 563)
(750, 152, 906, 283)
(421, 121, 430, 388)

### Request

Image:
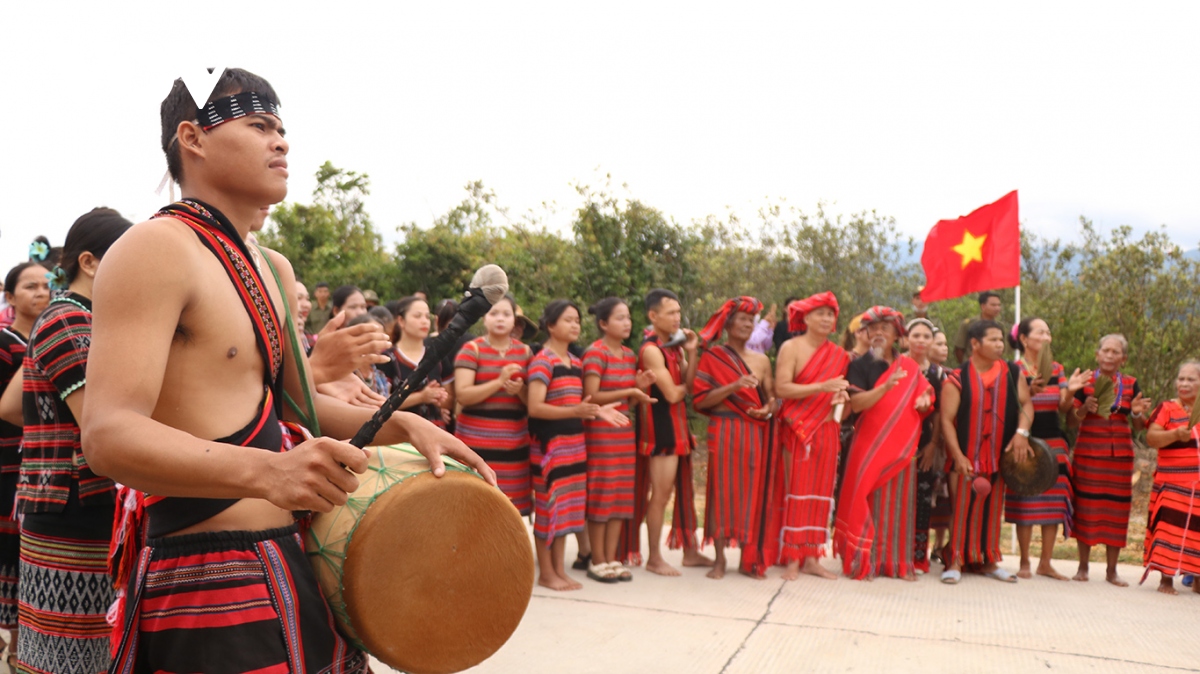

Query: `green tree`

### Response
(258, 161, 391, 292)
(571, 178, 699, 340)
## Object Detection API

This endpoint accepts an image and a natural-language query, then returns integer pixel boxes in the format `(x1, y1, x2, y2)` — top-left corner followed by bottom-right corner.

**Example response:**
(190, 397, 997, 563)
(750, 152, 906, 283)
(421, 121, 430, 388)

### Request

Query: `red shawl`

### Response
(744, 339, 849, 575)
(834, 354, 931, 579)
(693, 345, 766, 423)
(777, 340, 851, 455)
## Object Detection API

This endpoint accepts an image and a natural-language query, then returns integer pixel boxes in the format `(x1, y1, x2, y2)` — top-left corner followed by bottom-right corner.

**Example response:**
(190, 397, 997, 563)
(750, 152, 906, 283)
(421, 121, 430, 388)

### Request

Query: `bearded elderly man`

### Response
(835, 307, 933, 581)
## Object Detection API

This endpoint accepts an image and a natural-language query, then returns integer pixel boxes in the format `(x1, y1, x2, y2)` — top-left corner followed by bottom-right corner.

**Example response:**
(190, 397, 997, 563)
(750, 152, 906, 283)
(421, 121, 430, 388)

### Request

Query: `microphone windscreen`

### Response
(470, 264, 509, 304)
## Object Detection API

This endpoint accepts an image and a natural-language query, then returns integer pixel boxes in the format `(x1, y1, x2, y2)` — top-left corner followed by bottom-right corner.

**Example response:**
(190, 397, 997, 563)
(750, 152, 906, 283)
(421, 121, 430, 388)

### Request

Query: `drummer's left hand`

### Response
(396, 412, 498, 487)
(1005, 433, 1032, 463)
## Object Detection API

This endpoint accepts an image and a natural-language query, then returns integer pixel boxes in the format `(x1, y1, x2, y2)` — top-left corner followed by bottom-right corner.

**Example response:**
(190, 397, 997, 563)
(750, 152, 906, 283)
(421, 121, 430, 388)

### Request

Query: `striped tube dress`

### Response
(17, 294, 116, 674)
(1005, 361, 1074, 534)
(528, 349, 588, 545)
(1143, 401, 1200, 578)
(454, 337, 533, 515)
(581, 340, 636, 522)
(0, 327, 25, 631)
(1072, 372, 1140, 547)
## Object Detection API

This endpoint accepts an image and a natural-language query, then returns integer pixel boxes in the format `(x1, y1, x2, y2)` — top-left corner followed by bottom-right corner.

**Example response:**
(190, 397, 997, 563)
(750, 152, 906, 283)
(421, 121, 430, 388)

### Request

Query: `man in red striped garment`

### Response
(751, 292, 849, 580)
(837, 306, 934, 580)
(693, 296, 775, 579)
(939, 319, 1034, 585)
(621, 288, 713, 575)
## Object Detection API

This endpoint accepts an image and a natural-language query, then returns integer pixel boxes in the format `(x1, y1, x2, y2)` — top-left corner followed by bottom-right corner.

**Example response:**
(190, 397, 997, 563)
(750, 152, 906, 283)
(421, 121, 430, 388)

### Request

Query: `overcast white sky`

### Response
(2, 2, 1197, 268)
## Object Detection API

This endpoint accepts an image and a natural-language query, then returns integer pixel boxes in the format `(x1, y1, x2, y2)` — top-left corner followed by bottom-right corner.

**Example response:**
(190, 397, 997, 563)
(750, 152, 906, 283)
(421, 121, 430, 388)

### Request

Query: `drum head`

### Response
(1000, 436, 1058, 497)
(342, 470, 534, 674)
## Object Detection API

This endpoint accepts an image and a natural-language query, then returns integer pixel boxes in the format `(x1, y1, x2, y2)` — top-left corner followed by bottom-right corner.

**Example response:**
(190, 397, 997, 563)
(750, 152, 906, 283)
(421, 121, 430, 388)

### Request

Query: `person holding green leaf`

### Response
(1005, 317, 1091, 580)
(1068, 334, 1153, 586)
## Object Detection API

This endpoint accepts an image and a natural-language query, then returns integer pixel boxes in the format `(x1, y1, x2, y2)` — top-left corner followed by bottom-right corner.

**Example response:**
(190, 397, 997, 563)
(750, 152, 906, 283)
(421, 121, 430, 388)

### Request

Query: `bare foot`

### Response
(706, 560, 726, 580)
(1106, 571, 1128, 587)
(1036, 564, 1069, 581)
(538, 574, 580, 592)
(645, 558, 682, 577)
(1017, 563, 1032, 579)
(901, 573, 918, 582)
(682, 550, 715, 568)
(782, 560, 801, 581)
(1073, 567, 1089, 582)
(738, 568, 766, 581)
(1158, 578, 1178, 595)
(802, 558, 837, 580)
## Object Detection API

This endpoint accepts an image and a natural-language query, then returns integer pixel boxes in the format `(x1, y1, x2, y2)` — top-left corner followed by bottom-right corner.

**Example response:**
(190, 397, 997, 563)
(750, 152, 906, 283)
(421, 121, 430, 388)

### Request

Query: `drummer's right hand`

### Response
(263, 437, 370, 512)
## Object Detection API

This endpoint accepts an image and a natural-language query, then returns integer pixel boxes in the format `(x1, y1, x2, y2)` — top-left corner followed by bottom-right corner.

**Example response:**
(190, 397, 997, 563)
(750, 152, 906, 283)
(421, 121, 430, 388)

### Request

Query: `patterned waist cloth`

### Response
(112, 525, 367, 674)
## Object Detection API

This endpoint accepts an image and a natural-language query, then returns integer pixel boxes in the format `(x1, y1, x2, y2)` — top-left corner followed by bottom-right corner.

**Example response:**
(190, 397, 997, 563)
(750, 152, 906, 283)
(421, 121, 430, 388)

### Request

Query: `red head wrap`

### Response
(698, 296, 762, 346)
(860, 305, 907, 337)
(787, 292, 840, 332)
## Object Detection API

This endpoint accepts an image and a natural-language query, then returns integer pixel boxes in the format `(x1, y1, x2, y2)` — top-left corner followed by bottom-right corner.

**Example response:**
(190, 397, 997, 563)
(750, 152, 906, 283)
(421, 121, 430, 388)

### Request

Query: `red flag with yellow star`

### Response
(919, 191, 1020, 303)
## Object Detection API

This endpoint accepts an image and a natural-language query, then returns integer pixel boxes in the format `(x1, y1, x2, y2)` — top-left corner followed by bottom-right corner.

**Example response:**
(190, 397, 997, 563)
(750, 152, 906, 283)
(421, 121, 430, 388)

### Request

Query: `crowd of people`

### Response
(0, 65, 1192, 673)
(290, 281, 1199, 598)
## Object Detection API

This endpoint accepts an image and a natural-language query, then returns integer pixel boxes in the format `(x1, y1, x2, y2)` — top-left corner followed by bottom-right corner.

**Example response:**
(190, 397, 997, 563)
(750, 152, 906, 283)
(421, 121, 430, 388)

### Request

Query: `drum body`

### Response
(306, 444, 534, 674)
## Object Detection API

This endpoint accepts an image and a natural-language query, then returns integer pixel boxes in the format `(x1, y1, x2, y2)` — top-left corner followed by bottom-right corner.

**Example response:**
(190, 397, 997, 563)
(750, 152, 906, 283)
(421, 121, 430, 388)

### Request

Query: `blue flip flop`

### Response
(941, 569, 962, 584)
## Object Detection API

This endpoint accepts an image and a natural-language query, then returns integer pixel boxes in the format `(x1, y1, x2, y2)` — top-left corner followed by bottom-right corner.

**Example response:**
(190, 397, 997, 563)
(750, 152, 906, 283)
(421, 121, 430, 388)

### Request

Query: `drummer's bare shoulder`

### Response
(87, 219, 205, 415)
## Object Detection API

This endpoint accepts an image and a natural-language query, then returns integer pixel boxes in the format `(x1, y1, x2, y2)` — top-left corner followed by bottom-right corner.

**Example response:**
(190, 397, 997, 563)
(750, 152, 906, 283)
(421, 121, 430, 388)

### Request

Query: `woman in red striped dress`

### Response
(1144, 361, 1200, 595)
(1068, 333, 1153, 586)
(528, 300, 627, 591)
(582, 298, 655, 583)
(454, 296, 534, 515)
(1005, 318, 1091, 580)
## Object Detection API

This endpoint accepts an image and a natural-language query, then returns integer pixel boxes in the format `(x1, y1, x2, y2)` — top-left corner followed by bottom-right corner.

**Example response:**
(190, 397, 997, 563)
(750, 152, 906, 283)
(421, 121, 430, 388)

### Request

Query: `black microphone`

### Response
(349, 265, 509, 448)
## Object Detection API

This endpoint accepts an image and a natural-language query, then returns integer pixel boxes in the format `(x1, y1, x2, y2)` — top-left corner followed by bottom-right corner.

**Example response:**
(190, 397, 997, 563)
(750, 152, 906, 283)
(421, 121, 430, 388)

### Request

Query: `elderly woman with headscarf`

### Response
(1068, 333, 1153, 587)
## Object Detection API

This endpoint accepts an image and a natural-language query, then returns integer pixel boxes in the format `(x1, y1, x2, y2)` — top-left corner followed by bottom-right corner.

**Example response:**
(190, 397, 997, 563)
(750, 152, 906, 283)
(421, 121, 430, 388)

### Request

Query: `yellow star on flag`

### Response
(952, 230, 987, 269)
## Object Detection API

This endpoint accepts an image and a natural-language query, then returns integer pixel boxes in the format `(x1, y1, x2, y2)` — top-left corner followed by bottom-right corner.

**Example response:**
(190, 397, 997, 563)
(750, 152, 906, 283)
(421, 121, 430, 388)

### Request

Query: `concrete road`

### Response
(371, 529, 1200, 674)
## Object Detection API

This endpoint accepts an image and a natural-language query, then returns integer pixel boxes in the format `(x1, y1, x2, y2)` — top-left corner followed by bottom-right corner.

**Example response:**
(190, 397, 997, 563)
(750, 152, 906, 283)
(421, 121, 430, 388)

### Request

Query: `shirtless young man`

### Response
(82, 68, 493, 672)
(769, 293, 850, 581)
(637, 289, 712, 575)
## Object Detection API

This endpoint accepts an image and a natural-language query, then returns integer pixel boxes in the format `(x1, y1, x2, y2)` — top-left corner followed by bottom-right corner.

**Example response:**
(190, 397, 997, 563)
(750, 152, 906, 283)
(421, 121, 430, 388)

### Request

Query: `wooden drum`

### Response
(305, 444, 534, 674)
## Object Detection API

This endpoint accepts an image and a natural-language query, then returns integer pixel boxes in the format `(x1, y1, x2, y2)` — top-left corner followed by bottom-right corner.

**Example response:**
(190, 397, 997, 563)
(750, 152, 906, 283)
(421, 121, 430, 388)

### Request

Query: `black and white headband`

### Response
(199, 91, 281, 130)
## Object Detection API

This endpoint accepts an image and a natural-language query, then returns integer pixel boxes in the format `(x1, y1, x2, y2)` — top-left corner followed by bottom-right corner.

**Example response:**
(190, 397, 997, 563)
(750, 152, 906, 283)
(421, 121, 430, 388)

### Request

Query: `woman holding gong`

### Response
(1005, 318, 1091, 580)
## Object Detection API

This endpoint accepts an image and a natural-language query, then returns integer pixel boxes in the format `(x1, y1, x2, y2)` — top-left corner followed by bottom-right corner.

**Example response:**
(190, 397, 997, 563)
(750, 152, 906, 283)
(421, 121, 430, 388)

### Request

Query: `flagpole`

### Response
(1011, 283, 1022, 554)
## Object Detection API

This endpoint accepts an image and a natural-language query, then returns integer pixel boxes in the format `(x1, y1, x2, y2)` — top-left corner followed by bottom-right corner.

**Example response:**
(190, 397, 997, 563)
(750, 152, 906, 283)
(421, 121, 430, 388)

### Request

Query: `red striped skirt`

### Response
(703, 412, 766, 548)
(456, 411, 532, 516)
(1144, 445, 1200, 577)
(17, 506, 114, 674)
(777, 420, 839, 563)
(865, 462, 916, 578)
(1005, 435, 1074, 535)
(1072, 446, 1133, 547)
(112, 526, 366, 674)
(584, 415, 636, 522)
(947, 471, 1005, 566)
(531, 432, 588, 545)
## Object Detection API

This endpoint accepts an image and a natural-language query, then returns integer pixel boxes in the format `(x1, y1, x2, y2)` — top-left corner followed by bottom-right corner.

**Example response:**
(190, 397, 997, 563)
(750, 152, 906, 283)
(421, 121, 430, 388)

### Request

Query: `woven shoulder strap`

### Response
(256, 246, 321, 437)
